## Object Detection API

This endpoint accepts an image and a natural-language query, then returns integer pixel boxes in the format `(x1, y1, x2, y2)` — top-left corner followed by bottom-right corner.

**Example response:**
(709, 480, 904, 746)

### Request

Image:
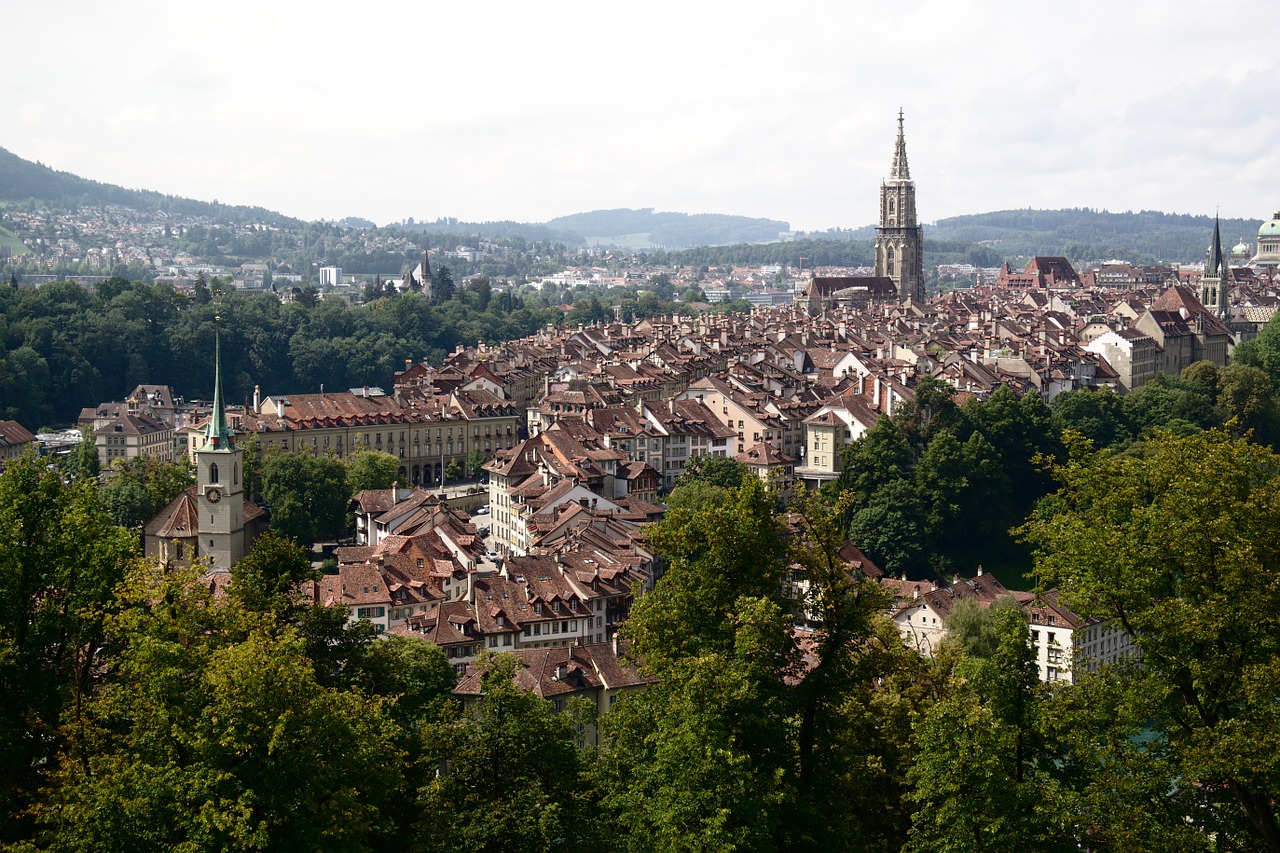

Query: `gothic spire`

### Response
(890, 108, 911, 181)
(205, 308, 234, 450)
(1207, 215, 1227, 277)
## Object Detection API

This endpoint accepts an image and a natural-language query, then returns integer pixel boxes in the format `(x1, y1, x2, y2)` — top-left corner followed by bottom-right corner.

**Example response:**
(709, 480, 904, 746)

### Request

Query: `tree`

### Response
(0, 458, 139, 841)
(69, 425, 100, 481)
(261, 452, 349, 545)
(346, 448, 400, 494)
(1215, 362, 1275, 443)
(443, 460, 461, 483)
(675, 454, 749, 490)
(99, 455, 195, 529)
(414, 654, 596, 851)
(600, 478, 794, 848)
(1020, 430, 1280, 851)
(465, 448, 486, 478)
(230, 530, 318, 614)
(29, 563, 404, 852)
(431, 265, 454, 303)
(906, 600, 1053, 852)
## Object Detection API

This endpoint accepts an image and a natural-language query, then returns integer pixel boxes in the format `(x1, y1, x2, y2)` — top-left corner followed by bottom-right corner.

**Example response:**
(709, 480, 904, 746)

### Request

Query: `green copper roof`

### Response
(1260, 213, 1280, 238)
(204, 314, 235, 451)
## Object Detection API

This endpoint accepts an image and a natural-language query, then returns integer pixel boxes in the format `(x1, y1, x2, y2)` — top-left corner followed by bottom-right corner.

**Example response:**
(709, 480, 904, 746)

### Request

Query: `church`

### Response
(144, 318, 265, 568)
(797, 111, 925, 314)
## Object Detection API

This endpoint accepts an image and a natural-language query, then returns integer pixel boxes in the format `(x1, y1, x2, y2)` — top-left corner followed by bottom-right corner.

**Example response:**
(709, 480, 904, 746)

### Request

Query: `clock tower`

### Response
(194, 312, 246, 570)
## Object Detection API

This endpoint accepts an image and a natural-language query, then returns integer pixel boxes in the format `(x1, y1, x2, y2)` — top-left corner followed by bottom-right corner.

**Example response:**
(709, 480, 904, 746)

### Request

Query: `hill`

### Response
(924, 208, 1261, 264)
(546, 208, 790, 249)
(0, 146, 301, 227)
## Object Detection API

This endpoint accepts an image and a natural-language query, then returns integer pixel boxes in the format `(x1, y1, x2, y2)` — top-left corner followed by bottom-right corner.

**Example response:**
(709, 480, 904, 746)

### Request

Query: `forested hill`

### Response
(0, 146, 301, 226)
(924, 208, 1262, 263)
(545, 208, 790, 248)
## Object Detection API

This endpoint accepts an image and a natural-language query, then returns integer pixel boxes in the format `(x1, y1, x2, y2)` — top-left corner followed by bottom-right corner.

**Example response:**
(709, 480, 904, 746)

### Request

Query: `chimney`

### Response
(253, 384, 261, 414)
(611, 631, 620, 656)
(976, 565, 984, 577)
(555, 663, 567, 681)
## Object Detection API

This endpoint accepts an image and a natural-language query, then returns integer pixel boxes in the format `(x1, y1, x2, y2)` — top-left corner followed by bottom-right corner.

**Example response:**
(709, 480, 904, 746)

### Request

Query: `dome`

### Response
(1232, 240, 1250, 258)
(1260, 210, 1280, 238)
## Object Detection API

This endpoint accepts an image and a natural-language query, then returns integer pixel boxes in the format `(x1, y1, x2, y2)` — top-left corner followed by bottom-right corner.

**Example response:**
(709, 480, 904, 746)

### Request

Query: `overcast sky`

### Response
(5, 1, 1277, 232)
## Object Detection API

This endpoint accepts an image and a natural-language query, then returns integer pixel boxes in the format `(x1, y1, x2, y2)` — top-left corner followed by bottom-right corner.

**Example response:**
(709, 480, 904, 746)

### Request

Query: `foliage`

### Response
(413, 654, 595, 852)
(0, 457, 139, 842)
(27, 561, 402, 852)
(676, 454, 749, 490)
(99, 454, 195, 528)
(345, 448, 401, 494)
(261, 451, 349, 544)
(1020, 429, 1280, 850)
(68, 424, 99, 480)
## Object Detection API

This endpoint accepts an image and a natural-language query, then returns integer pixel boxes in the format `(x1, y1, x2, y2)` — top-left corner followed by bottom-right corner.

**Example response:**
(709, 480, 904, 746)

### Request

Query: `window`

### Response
(209, 463, 219, 484)
(356, 606, 385, 620)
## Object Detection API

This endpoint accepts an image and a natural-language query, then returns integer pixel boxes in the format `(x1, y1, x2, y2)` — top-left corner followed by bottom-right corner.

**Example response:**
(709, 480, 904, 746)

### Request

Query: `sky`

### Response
(5, 0, 1278, 233)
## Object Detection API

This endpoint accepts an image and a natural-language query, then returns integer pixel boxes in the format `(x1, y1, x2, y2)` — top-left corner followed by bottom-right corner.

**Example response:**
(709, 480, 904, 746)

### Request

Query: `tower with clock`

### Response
(194, 312, 246, 570)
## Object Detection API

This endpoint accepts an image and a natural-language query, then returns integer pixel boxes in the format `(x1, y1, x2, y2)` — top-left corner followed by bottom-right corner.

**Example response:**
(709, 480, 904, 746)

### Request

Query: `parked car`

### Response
(476, 504, 490, 515)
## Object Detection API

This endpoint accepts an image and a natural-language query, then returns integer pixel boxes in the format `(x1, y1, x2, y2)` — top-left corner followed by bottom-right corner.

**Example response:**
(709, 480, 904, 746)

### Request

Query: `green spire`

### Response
(205, 310, 235, 450)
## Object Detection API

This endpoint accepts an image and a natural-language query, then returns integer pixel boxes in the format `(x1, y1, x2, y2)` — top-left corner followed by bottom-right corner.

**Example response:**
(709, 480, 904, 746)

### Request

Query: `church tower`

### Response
(875, 110, 925, 304)
(195, 311, 246, 570)
(1201, 216, 1230, 319)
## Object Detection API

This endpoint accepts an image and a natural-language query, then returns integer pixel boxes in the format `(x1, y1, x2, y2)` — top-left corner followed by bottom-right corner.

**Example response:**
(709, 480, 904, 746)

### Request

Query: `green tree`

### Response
(601, 478, 794, 849)
(1215, 362, 1275, 443)
(906, 600, 1053, 852)
(465, 448, 486, 477)
(676, 454, 749, 490)
(1020, 430, 1280, 851)
(99, 455, 195, 529)
(69, 425, 100, 480)
(346, 448, 401, 493)
(261, 452, 349, 544)
(414, 654, 596, 851)
(30, 563, 403, 852)
(0, 458, 139, 842)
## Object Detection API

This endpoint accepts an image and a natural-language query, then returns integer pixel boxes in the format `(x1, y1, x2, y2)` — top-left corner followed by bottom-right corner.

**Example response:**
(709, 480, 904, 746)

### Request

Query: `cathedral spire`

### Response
(205, 308, 234, 450)
(890, 108, 911, 181)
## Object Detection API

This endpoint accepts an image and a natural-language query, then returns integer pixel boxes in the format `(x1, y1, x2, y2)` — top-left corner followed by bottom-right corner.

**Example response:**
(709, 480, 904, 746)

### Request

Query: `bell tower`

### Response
(1200, 216, 1230, 319)
(194, 310, 246, 570)
(875, 110, 925, 304)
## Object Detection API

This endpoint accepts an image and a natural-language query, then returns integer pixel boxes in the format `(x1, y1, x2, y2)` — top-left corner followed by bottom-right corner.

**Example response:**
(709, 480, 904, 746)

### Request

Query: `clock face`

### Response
(206, 487, 222, 504)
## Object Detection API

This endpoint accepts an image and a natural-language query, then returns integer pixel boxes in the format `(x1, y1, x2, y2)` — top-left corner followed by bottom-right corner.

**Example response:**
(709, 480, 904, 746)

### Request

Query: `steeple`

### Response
(876, 110, 924, 304)
(889, 108, 911, 181)
(205, 309, 235, 450)
(1207, 215, 1227, 277)
(1201, 215, 1230, 319)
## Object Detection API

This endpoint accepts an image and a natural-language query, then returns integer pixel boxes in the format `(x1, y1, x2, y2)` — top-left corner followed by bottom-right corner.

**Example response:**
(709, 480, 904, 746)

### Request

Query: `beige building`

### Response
(97, 413, 175, 466)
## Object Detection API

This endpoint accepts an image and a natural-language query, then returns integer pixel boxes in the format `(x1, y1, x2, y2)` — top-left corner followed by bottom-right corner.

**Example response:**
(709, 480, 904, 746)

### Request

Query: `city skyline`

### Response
(5, 0, 1277, 232)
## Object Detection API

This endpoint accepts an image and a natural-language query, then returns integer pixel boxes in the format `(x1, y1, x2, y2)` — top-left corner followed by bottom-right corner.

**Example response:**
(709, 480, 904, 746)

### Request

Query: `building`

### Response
(452, 639, 655, 747)
(1082, 328, 1160, 393)
(1249, 207, 1280, 271)
(96, 413, 174, 466)
(318, 266, 343, 287)
(0, 420, 37, 466)
(1200, 218, 1230, 319)
(145, 320, 263, 568)
(875, 110, 925, 304)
